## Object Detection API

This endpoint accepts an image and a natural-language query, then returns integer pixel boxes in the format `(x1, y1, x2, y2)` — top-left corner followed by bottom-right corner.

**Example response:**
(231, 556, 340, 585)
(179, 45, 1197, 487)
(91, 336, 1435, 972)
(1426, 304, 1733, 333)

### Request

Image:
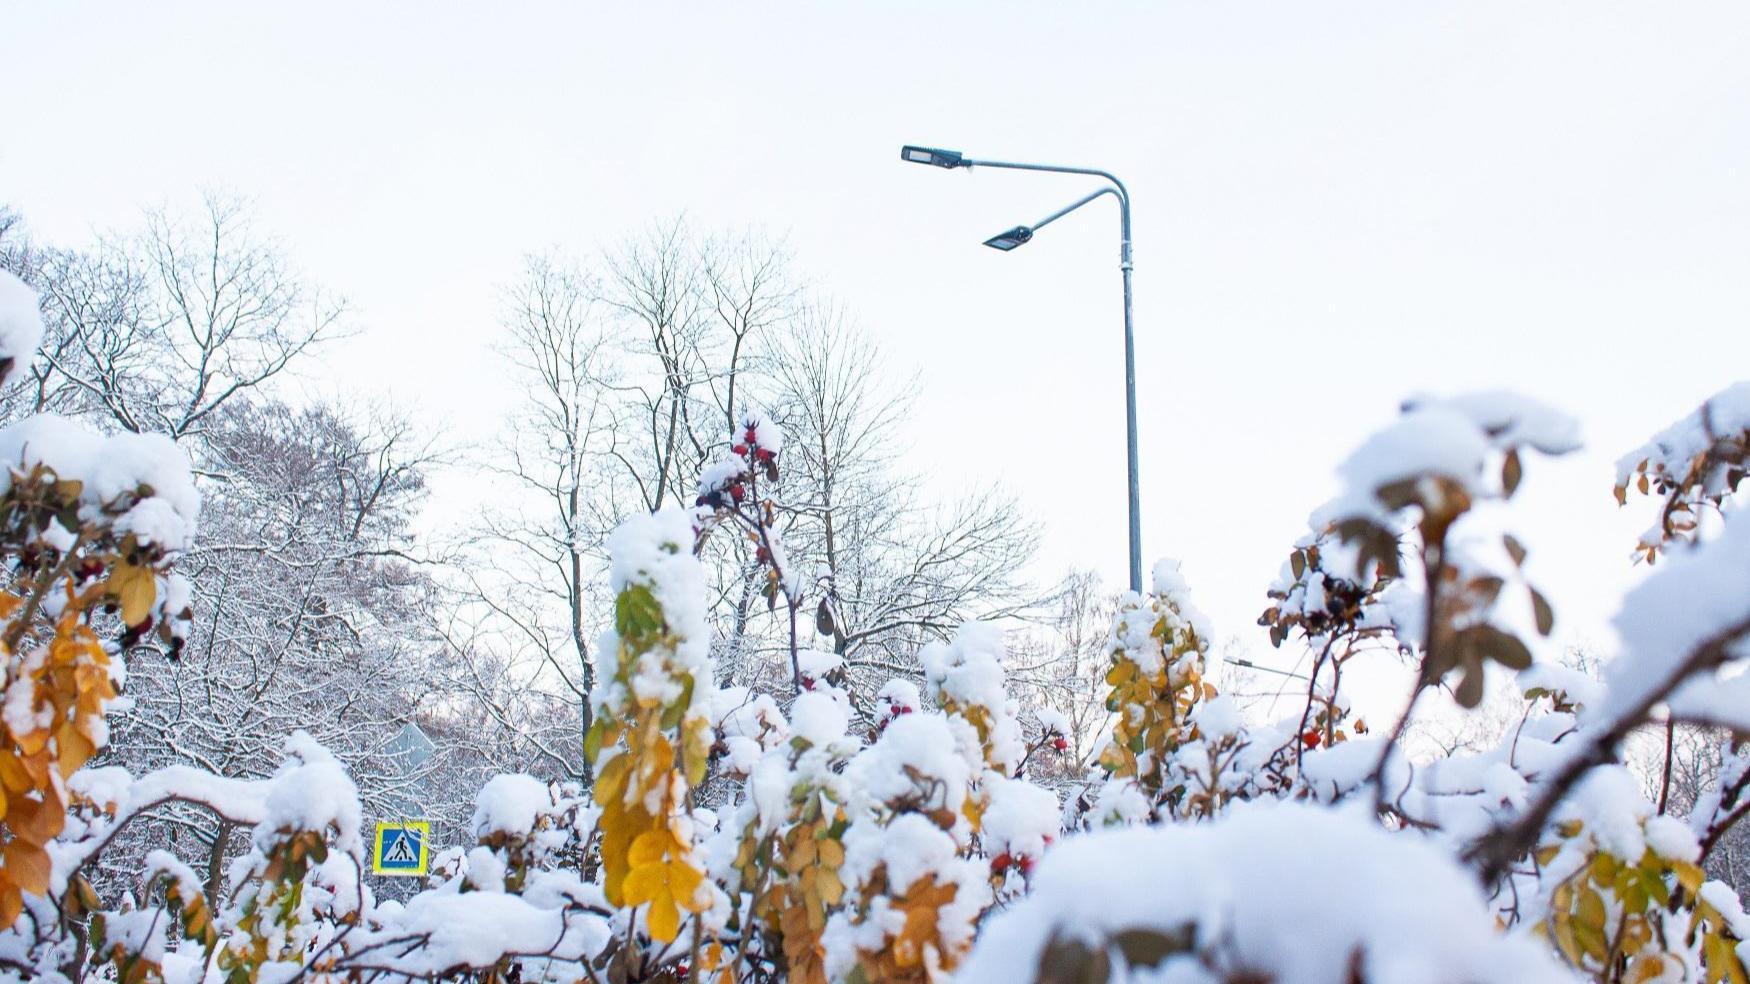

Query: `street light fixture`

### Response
(981, 226, 1033, 251)
(900, 144, 1144, 593)
(900, 145, 966, 168)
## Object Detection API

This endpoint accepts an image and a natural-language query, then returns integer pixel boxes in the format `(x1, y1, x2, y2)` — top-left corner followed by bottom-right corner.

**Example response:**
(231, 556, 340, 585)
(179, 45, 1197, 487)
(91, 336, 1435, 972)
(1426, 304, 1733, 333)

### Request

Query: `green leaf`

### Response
(614, 584, 664, 643)
(584, 718, 607, 764)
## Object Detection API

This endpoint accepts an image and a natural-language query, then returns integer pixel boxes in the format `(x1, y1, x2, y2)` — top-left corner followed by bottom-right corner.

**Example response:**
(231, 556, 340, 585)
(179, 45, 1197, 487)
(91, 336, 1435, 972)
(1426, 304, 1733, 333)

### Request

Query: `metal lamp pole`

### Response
(900, 146, 1142, 593)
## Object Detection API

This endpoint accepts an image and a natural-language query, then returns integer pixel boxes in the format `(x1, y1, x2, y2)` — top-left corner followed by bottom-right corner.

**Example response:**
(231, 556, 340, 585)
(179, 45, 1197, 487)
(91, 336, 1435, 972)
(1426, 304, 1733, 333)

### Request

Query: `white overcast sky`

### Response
(4, 1, 1749, 675)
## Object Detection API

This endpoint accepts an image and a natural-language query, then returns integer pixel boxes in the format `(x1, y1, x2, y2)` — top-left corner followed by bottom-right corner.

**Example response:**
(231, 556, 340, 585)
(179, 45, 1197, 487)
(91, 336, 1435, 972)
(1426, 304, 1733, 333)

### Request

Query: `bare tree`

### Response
(767, 306, 1041, 692)
(465, 252, 617, 775)
(464, 220, 1042, 773)
(2, 200, 461, 903)
(21, 195, 343, 441)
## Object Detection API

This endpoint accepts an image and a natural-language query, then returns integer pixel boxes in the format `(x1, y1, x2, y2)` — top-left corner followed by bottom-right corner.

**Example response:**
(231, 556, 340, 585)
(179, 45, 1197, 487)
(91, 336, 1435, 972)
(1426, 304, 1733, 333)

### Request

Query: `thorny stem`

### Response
(1658, 717, 1676, 815)
(4, 528, 91, 654)
(1369, 537, 1447, 815)
(1697, 750, 1750, 862)
(687, 913, 703, 984)
(1467, 614, 1750, 886)
(711, 450, 804, 696)
(1369, 684, 1424, 816)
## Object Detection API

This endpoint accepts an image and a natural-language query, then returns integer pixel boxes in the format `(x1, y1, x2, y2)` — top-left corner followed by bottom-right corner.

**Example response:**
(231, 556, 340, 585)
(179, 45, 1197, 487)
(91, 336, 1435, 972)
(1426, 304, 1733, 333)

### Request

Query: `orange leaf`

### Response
(3, 840, 51, 895)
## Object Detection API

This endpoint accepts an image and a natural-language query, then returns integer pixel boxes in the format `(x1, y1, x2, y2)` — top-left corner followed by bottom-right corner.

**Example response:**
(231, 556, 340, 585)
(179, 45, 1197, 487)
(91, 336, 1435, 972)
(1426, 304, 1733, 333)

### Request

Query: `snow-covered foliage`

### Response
(1615, 381, 1750, 561)
(9, 215, 1750, 984)
(586, 507, 717, 947)
(921, 623, 1026, 775)
(964, 803, 1569, 984)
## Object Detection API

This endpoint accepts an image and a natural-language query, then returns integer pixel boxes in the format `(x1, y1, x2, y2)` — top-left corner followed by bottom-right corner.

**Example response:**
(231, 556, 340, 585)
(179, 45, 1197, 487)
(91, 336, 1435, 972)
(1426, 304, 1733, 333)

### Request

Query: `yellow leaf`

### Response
(817, 868, 844, 906)
(645, 889, 680, 943)
(629, 829, 676, 868)
(623, 864, 666, 907)
(1578, 886, 1607, 932)
(57, 724, 95, 779)
(669, 860, 706, 911)
(1627, 955, 1667, 983)
(816, 837, 845, 868)
(787, 833, 818, 869)
(108, 564, 157, 627)
(1673, 861, 1706, 894)
(594, 754, 630, 808)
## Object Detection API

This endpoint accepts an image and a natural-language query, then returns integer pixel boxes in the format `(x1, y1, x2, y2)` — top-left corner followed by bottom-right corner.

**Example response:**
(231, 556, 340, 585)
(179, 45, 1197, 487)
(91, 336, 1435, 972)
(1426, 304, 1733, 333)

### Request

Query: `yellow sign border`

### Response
(372, 820, 431, 877)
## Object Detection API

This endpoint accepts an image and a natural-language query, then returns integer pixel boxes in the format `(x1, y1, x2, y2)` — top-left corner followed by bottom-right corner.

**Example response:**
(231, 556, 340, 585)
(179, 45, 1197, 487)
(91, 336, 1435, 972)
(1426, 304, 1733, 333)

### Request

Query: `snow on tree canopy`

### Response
(797, 648, 845, 691)
(920, 623, 1026, 774)
(1404, 390, 1583, 455)
(1034, 706, 1070, 739)
(981, 774, 1060, 863)
(1325, 407, 1491, 523)
(789, 689, 852, 748)
(739, 410, 783, 455)
(959, 802, 1570, 984)
(472, 774, 553, 839)
(874, 678, 921, 732)
(845, 711, 977, 822)
(1601, 508, 1750, 725)
(1615, 380, 1750, 490)
(368, 890, 612, 977)
(1151, 557, 1213, 642)
(256, 731, 363, 855)
(600, 507, 711, 706)
(0, 414, 201, 550)
(0, 269, 44, 387)
(1319, 391, 1579, 526)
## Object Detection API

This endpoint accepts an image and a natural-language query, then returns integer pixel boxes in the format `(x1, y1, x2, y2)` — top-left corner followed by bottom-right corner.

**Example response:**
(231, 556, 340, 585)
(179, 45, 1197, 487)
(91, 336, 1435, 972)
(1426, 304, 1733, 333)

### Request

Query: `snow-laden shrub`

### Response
(7, 273, 1750, 984)
(963, 802, 1570, 984)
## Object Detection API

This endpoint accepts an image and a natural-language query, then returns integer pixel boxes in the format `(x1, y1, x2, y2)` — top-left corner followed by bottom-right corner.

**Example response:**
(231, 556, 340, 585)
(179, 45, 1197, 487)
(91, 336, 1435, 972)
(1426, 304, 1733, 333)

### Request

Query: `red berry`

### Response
(732, 443, 748, 456)
(1019, 855, 1035, 875)
(756, 448, 775, 461)
(729, 483, 745, 504)
(1051, 737, 1068, 752)
(989, 852, 1011, 872)
(744, 428, 758, 443)
(1301, 729, 1321, 749)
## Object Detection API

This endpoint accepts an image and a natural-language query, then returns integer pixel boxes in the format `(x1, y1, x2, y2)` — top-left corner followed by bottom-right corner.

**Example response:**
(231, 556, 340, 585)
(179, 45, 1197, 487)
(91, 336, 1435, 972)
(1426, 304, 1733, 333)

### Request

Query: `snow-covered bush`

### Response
(8, 254, 1750, 984)
(964, 803, 1570, 984)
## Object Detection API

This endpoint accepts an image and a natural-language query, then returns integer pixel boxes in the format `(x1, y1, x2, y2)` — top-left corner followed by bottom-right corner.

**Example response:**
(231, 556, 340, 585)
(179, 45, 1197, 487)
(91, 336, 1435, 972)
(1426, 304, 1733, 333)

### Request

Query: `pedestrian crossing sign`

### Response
(372, 820, 430, 876)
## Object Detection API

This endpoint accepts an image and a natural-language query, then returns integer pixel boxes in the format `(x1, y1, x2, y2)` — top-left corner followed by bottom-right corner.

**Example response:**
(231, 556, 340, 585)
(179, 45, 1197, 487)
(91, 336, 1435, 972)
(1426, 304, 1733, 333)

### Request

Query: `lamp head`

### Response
(982, 226, 1033, 251)
(900, 145, 965, 168)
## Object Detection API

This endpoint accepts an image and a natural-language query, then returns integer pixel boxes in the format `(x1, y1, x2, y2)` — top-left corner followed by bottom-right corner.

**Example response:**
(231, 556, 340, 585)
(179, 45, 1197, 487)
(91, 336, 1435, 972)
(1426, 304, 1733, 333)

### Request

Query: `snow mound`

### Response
(960, 802, 1569, 984)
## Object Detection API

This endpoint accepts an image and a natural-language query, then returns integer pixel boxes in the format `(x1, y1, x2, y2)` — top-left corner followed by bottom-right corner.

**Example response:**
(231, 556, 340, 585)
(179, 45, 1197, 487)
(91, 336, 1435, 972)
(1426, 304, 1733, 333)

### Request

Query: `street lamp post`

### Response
(900, 145, 1143, 593)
